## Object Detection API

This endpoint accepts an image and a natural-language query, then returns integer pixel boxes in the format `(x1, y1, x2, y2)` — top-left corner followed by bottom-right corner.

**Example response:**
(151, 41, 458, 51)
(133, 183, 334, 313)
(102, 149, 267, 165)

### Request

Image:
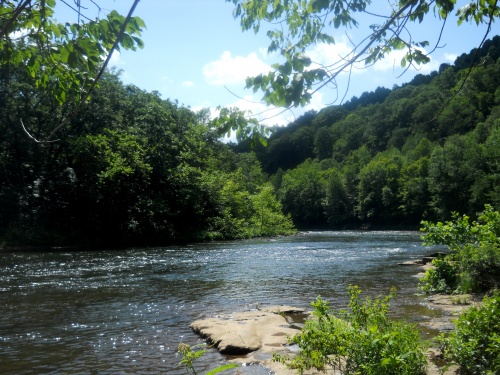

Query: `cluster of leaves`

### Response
(274, 286, 428, 375)
(419, 257, 460, 294)
(228, 0, 500, 108)
(177, 343, 240, 375)
(420, 205, 500, 294)
(0, 67, 294, 246)
(0, 0, 145, 107)
(234, 36, 500, 229)
(438, 293, 500, 374)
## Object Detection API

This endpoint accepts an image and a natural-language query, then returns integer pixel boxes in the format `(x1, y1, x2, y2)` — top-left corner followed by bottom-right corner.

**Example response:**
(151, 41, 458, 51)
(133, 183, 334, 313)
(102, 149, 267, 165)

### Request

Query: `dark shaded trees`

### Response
(0, 69, 295, 246)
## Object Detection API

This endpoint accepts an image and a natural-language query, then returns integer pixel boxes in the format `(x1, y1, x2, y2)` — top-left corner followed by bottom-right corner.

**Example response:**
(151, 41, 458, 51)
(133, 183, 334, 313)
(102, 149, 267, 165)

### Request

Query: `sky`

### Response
(56, 0, 500, 127)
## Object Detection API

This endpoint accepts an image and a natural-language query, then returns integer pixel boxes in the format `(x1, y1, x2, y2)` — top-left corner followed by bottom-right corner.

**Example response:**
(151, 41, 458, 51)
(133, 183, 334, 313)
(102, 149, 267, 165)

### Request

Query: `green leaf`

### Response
(205, 363, 240, 375)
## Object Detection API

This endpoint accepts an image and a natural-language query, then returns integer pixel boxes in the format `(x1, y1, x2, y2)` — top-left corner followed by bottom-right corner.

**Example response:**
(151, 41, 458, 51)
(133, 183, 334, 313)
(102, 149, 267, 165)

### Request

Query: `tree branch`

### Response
(0, 0, 32, 38)
(41, 0, 141, 142)
(310, 0, 418, 98)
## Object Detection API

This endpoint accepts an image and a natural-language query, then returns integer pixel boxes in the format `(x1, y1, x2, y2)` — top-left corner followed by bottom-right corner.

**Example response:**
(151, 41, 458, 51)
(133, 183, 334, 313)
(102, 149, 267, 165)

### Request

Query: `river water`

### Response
(0, 231, 442, 375)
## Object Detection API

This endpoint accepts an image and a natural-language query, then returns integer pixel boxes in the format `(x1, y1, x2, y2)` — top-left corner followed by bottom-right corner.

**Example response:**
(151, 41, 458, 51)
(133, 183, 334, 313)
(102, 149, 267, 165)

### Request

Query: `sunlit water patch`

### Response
(0, 231, 441, 374)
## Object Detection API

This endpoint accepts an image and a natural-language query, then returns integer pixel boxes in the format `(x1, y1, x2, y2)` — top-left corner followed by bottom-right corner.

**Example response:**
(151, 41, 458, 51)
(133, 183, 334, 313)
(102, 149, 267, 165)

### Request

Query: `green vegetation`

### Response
(177, 343, 240, 375)
(0, 1, 144, 139)
(0, 1, 288, 246)
(439, 294, 500, 375)
(234, 36, 500, 229)
(2, 3, 500, 246)
(419, 206, 500, 373)
(420, 204, 500, 294)
(0, 67, 295, 246)
(228, 0, 499, 108)
(274, 286, 428, 375)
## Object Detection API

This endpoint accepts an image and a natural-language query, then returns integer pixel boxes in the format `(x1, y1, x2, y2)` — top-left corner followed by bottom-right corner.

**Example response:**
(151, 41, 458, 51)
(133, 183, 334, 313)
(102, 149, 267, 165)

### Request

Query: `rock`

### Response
(398, 259, 423, 266)
(190, 306, 305, 355)
(191, 301, 466, 375)
(425, 252, 447, 258)
(422, 256, 436, 264)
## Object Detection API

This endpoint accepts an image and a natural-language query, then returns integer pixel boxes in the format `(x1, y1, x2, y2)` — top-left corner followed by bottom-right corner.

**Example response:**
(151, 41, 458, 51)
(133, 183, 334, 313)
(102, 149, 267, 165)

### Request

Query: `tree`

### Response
(228, 0, 499, 108)
(250, 184, 295, 236)
(356, 150, 403, 223)
(0, 0, 145, 141)
(279, 159, 327, 227)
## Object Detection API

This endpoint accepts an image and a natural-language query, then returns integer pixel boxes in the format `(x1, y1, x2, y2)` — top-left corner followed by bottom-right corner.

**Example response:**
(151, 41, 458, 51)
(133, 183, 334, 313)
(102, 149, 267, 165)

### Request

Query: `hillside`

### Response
(233, 36, 500, 229)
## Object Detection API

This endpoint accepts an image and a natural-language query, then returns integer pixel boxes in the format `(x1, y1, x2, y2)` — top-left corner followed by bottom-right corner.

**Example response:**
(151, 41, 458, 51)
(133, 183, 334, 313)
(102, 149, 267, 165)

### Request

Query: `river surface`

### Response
(0, 231, 442, 375)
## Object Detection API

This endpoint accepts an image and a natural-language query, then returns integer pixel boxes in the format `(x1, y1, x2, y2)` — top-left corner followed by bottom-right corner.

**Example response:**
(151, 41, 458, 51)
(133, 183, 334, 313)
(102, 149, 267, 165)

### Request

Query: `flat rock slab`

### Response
(190, 306, 305, 355)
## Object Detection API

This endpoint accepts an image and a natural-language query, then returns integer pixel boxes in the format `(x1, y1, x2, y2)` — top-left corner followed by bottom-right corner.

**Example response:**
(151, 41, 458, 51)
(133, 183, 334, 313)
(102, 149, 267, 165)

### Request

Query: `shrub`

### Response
(420, 205, 500, 293)
(274, 286, 428, 375)
(177, 343, 240, 375)
(419, 257, 460, 294)
(439, 294, 500, 374)
(456, 243, 500, 292)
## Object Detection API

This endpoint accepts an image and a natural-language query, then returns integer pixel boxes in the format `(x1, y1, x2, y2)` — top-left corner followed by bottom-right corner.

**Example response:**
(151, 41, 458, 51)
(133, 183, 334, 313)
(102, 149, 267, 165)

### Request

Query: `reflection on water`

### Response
(0, 231, 440, 374)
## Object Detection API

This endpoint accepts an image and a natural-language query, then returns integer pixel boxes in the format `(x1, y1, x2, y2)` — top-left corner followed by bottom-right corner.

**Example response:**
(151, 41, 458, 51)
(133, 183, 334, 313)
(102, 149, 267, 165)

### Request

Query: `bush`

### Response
(419, 257, 460, 294)
(456, 243, 500, 292)
(177, 343, 240, 375)
(439, 294, 500, 374)
(420, 205, 500, 293)
(274, 286, 428, 375)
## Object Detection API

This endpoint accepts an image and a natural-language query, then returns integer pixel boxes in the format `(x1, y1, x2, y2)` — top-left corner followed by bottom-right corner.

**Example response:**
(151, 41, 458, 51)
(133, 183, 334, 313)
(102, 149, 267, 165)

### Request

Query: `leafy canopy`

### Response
(227, 0, 500, 107)
(0, 0, 145, 140)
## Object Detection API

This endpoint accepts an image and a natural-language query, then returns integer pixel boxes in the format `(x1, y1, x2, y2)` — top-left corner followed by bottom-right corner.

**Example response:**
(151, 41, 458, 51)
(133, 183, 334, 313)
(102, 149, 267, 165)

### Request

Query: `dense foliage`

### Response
(0, 0, 144, 138)
(234, 36, 500, 229)
(419, 204, 500, 294)
(0, 67, 295, 246)
(274, 286, 428, 374)
(439, 294, 500, 374)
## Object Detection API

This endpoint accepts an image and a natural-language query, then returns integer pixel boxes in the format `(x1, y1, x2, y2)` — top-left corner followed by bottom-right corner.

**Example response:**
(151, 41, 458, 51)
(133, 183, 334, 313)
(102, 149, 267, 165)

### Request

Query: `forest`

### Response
(1, 34, 500, 246)
(234, 36, 500, 229)
(0, 66, 294, 246)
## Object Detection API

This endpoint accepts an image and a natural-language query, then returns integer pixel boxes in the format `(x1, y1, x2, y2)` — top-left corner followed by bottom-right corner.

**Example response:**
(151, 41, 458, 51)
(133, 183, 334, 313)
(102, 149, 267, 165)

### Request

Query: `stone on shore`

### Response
(190, 306, 305, 355)
(190, 306, 325, 374)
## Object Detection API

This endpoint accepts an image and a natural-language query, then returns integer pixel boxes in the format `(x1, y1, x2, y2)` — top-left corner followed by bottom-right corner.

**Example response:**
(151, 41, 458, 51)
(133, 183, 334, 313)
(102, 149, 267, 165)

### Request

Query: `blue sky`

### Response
(57, 0, 500, 127)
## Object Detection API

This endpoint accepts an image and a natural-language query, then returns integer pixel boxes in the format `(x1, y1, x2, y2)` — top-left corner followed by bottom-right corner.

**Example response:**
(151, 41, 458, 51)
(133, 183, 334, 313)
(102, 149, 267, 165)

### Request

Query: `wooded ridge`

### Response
(233, 35, 500, 229)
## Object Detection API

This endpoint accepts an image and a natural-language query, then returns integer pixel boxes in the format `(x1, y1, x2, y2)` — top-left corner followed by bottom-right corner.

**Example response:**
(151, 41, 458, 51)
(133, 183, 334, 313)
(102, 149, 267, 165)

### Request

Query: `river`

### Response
(0, 231, 442, 375)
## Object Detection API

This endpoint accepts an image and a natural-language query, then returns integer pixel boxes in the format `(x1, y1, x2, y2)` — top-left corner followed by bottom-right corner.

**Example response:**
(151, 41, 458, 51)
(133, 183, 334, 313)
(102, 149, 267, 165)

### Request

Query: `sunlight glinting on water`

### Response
(0, 231, 443, 374)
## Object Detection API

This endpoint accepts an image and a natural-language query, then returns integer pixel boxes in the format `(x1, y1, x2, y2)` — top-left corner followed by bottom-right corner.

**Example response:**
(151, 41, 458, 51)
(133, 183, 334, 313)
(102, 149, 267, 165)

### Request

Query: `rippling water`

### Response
(0, 231, 440, 374)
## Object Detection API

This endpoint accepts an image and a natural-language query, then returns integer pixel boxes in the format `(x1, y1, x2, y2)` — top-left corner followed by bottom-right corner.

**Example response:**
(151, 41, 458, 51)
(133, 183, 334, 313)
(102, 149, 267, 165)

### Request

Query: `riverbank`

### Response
(0, 231, 452, 374)
(190, 253, 478, 375)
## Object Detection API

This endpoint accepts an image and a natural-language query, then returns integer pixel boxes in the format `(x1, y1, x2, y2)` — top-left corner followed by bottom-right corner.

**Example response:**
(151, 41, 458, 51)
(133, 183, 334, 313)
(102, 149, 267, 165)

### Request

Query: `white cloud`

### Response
(444, 53, 457, 62)
(160, 76, 174, 84)
(218, 91, 325, 129)
(10, 29, 29, 40)
(307, 41, 362, 72)
(307, 91, 326, 112)
(108, 50, 124, 67)
(306, 39, 444, 80)
(203, 51, 271, 85)
(372, 49, 407, 72)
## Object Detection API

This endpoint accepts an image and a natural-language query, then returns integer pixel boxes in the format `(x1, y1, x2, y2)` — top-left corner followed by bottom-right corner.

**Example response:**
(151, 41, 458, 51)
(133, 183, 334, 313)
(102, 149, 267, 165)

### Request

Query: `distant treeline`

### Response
(233, 36, 500, 229)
